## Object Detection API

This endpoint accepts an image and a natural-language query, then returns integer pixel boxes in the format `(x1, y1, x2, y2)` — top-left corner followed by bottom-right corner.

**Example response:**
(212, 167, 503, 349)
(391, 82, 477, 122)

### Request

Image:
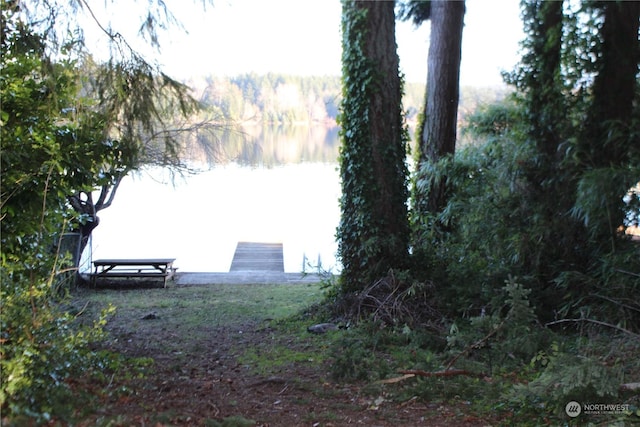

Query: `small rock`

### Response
(307, 323, 338, 334)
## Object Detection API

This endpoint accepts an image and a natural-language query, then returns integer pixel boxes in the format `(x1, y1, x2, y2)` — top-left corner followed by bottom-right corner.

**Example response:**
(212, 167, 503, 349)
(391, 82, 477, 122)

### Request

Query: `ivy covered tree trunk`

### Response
(415, 0, 465, 217)
(337, 0, 409, 292)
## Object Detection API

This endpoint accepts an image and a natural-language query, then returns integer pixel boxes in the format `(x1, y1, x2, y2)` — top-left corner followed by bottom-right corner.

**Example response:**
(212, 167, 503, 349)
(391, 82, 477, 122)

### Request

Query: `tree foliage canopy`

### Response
(1, 1, 218, 420)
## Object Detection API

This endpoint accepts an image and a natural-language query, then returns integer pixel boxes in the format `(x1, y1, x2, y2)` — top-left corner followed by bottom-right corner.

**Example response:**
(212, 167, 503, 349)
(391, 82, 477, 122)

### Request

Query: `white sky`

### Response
(88, 0, 524, 87)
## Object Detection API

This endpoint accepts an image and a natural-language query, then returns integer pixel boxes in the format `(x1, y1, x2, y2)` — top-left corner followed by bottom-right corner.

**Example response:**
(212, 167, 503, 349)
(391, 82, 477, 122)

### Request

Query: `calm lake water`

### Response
(87, 125, 343, 273)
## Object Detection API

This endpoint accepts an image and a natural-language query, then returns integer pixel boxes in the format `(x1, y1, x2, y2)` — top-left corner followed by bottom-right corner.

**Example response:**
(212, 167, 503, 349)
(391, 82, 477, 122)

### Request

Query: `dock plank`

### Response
(229, 242, 284, 272)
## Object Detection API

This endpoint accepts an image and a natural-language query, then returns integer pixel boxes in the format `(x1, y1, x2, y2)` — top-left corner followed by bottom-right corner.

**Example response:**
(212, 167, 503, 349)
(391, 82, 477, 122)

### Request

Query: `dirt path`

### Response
(75, 284, 496, 426)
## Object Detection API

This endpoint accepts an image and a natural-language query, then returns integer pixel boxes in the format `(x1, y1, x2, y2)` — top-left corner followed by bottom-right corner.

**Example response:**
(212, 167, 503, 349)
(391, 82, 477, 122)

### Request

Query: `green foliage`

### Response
(1, 5, 125, 269)
(7, 0, 221, 263)
(445, 278, 548, 374)
(0, 276, 116, 422)
(505, 0, 639, 269)
(572, 166, 640, 242)
(508, 342, 625, 420)
(411, 93, 639, 324)
(404, 4, 640, 414)
(553, 249, 640, 334)
(0, 8, 129, 422)
(411, 102, 539, 312)
(330, 320, 423, 382)
(327, 317, 445, 384)
(330, 333, 389, 382)
(1, 15, 112, 259)
(396, 0, 431, 25)
(321, 279, 638, 425)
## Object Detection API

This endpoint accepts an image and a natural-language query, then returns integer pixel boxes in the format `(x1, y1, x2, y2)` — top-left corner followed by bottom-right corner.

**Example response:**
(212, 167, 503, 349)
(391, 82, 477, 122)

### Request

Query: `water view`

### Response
(88, 125, 342, 273)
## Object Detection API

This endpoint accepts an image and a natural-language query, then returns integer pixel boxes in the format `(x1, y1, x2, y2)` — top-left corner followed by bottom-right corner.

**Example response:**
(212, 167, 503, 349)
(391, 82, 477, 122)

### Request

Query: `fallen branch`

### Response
(378, 369, 487, 385)
(398, 369, 486, 379)
(378, 374, 415, 384)
(444, 320, 505, 370)
(545, 318, 640, 341)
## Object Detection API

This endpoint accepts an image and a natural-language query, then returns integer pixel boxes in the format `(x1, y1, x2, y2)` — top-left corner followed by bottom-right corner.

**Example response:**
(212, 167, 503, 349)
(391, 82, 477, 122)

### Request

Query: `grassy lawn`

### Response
(77, 282, 326, 355)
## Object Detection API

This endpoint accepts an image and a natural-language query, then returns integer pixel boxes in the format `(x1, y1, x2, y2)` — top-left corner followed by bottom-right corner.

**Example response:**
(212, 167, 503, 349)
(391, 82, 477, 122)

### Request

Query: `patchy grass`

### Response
(77, 283, 324, 353)
(69, 280, 640, 426)
(81, 282, 324, 325)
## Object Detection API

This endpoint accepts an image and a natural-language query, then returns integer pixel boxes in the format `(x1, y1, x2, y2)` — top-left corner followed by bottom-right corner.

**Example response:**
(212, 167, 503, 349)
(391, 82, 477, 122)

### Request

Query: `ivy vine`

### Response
(337, 1, 410, 293)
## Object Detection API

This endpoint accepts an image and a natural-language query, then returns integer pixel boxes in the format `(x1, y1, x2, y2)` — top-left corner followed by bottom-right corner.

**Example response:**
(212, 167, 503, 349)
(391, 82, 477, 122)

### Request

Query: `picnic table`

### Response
(91, 258, 176, 287)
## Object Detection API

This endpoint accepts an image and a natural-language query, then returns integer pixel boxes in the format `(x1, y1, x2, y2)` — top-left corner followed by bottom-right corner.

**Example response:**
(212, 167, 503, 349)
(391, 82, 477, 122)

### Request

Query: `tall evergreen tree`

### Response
(507, 0, 584, 282)
(337, 0, 409, 292)
(403, 0, 465, 224)
(576, 0, 640, 251)
(417, 0, 465, 217)
(503, 0, 639, 307)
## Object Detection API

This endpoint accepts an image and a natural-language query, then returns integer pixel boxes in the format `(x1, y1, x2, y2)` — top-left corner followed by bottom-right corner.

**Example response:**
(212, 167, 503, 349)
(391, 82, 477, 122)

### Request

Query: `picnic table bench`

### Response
(91, 258, 176, 288)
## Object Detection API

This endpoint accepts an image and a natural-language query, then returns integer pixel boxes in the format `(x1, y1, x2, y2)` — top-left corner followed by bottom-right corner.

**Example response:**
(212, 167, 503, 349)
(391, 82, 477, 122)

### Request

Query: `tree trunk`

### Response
(418, 0, 465, 215)
(364, 1, 408, 246)
(585, 0, 640, 167)
(69, 177, 124, 261)
(338, 0, 409, 291)
(581, 0, 640, 248)
(526, 0, 564, 162)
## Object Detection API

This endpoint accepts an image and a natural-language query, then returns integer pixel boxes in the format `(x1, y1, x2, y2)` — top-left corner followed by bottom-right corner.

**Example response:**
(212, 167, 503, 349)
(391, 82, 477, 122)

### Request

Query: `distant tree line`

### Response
(186, 72, 507, 126)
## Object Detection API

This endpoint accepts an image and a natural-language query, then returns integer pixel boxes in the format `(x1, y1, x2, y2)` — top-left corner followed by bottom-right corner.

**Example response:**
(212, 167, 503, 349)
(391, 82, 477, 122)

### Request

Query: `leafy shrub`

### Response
(410, 97, 639, 328)
(411, 124, 539, 315)
(0, 12, 127, 423)
(0, 253, 117, 423)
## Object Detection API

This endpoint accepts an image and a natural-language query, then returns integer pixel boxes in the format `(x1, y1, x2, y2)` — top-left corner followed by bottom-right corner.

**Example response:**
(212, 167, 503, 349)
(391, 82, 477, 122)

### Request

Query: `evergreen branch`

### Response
(545, 318, 640, 340)
(76, 0, 139, 61)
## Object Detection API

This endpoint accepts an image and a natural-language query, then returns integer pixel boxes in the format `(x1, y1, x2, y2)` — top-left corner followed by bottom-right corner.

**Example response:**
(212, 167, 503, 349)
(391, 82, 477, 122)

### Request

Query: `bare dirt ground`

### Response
(74, 283, 499, 427)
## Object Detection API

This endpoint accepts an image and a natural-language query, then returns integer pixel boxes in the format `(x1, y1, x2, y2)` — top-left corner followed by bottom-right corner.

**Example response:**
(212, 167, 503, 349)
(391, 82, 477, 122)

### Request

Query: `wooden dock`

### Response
(229, 242, 284, 272)
(177, 241, 330, 284)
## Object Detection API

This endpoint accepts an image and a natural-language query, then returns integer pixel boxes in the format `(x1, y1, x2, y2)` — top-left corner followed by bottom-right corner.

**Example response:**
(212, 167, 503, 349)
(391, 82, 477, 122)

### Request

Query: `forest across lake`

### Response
(184, 72, 511, 126)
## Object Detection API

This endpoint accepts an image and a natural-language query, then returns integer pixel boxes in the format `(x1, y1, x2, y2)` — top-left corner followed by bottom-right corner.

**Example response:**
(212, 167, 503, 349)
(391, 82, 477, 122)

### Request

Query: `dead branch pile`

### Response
(348, 271, 444, 329)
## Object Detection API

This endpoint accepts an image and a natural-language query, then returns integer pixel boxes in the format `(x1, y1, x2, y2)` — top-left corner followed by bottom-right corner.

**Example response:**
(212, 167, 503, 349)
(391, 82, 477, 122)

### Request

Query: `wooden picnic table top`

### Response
(93, 258, 176, 266)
